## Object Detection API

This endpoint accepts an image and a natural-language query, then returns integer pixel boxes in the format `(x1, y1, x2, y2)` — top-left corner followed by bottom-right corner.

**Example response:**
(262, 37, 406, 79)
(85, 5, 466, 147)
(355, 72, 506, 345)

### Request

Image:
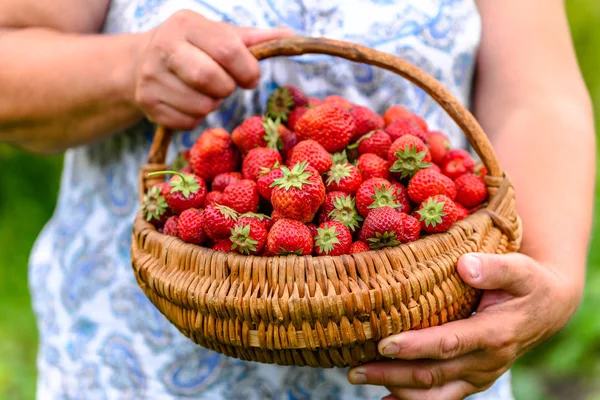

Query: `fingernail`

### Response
(349, 369, 367, 384)
(381, 343, 399, 357)
(465, 254, 481, 279)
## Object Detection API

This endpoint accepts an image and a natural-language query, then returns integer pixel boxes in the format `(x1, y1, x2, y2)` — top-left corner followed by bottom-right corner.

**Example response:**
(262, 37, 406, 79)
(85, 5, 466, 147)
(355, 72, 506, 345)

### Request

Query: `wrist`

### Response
(109, 32, 147, 110)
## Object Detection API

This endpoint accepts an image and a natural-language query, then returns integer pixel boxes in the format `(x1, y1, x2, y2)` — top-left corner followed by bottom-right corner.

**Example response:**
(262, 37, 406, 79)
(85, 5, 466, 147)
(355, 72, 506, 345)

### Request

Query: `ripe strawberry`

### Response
(278, 123, 297, 160)
(154, 181, 171, 198)
(242, 147, 282, 181)
(256, 166, 284, 201)
(399, 213, 420, 243)
(231, 116, 280, 154)
(239, 212, 273, 231)
(202, 205, 239, 240)
(426, 131, 451, 166)
(149, 171, 207, 214)
(425, 164, 442, 174)
(287, 140, 333, 174)
(356, 153, 390, 181)
(454, 173, 487, 208)
(356, 130, 392, 160)
(350, 106, 385, 141)
(388, 135, 432, 179)
(287, 106, 308, 131)
(323, 95, 354, 110)
(266, 86, 308, 122)
(229, 217, 268, 255)
(349, 241, 370, 254)
(325, 163, 363, 194)
(295, 104, 356, 153)
(205, 191, 224, 207)
(141, 185, 169, 227)
(190, 128, 240, 182)
(383, 105, 428, 131)
(271, 162, 326, 223)
(307, 223, 319, 239)
(416, 195, 458, 233)
(267, 219, 313, 255)
(474, 162, 488, 178)
(318, 191, 363, 232)
(221, 179, 259, 214)
(355, 178, 405, 217)
(385, 117, 427, 142)
(177, 208, 208, 244)
(163, 216, 180, 237)
(314, 221, 353, 256)
(308, 97, 323, 107)
(212, 239, 234, 253)
(359, 206, 404, 249)
(391, 182, 412, 214)
(212, 172, 242, 192)
(455, 203, 469, 221)
(408, 169, 456, 204)
(441, 149, 475, 180)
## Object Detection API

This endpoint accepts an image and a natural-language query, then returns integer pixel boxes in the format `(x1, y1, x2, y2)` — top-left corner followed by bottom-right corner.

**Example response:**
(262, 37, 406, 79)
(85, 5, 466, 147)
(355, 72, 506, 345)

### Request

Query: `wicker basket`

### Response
(131, 37, 522, 368)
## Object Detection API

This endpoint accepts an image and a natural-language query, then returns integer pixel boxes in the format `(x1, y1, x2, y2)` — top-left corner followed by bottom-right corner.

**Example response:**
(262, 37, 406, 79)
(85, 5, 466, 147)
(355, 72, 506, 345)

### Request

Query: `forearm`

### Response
(0, 28, 143, 153)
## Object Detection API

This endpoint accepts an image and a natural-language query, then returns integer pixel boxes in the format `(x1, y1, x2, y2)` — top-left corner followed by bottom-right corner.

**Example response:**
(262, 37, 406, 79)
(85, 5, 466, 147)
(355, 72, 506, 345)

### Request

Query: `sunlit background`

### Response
(1, 2, 599, 399)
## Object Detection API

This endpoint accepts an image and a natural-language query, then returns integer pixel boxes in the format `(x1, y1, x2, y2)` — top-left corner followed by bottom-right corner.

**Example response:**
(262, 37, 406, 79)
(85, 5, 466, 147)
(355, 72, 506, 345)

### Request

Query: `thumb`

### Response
(457, 252, 534, 296)
(233, 26, 295, 47)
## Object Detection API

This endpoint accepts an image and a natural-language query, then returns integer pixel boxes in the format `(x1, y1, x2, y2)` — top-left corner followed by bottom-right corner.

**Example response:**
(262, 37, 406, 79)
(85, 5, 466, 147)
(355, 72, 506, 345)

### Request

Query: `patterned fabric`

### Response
(28, 1, 514, 398)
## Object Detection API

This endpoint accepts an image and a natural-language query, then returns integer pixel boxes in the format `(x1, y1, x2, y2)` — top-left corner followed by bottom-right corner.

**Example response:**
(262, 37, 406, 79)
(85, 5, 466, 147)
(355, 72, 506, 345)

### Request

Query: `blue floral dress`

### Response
(29, 1, 514, 398)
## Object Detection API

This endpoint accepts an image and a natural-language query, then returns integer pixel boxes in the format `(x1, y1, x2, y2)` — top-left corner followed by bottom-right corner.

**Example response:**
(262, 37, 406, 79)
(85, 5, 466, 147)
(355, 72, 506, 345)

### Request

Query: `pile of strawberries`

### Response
(141, 86, 488, 257)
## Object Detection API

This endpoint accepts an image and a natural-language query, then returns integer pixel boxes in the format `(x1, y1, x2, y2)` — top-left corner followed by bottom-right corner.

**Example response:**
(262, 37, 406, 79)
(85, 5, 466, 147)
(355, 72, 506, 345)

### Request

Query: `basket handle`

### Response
(141, 37, 502, 196)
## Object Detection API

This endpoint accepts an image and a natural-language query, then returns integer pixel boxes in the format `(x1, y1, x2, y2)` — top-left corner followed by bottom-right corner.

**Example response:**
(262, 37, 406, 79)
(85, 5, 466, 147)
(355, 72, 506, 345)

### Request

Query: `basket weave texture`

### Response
(131, 37, 522, 368)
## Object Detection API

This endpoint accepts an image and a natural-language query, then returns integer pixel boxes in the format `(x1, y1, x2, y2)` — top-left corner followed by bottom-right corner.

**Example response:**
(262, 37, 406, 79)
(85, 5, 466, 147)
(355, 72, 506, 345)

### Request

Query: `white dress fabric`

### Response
(29, 1, 514, 399)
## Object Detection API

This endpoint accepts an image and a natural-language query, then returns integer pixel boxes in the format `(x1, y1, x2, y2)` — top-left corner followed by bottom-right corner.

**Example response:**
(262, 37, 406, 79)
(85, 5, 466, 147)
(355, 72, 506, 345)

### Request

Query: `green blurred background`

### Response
(1, 2, 599, 399)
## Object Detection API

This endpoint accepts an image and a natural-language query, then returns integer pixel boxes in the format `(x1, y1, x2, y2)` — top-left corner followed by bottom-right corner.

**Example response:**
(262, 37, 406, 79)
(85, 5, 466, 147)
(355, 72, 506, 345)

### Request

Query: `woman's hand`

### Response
(131, 10, 293, 130)
(347, 252, 582, 400)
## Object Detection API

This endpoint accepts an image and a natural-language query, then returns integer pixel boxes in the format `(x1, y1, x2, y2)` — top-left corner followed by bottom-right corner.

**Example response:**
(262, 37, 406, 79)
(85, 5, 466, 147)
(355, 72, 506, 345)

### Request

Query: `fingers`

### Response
(144, 102, 200, 131)
(232, 26, 295, 46)
(386, 380, 475, 400)
(458, 253, 535, 296)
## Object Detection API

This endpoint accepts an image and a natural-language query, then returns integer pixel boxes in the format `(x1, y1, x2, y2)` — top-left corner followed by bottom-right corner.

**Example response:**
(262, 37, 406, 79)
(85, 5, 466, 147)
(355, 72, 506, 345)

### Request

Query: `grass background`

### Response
(0, 2, 599, 398)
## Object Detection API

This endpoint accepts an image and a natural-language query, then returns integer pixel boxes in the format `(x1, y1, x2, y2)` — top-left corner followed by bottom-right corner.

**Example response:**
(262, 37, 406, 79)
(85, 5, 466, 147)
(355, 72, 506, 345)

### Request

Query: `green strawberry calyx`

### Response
(229, 224, 259, 255)
(141, 186, 168, 222)
(368, 185, 400, 210)
(240, 212, 271, 222)
(416, 198, 447, 227)
(389, 146, 432, 179)
(347, 130, 377, 149)
(271, 161, 313, 190)
(326, 163, 353, 186)
(266, 87, 294, 122)
(216, 205, 239, 221)
(315, 224, 341, 255)
(279, 247, 304, 256)
(262, 117, 282, 150)
(332, 150, 349, 165)
(367, 231, 401, 249)
(328, 195, 363, 232)
(148, 170, 200, 199)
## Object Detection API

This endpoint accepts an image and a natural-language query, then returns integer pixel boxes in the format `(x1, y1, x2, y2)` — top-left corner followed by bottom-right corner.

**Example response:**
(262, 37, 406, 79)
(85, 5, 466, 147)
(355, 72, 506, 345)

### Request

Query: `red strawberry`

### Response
(350, 106, 385, 141)
(388, 135, 432, 179)
(242, 147, 282, 181)
(271, 162, 326, 223)
(267, 219, 313, 255)
(154, 182, 171, 198)
(212, 239, 234, 253)
(204, 191, 224, 207)
(163, 216, 179, 237)
(323, 95, 354, 110)
(295, 104, 356, 153)
(426, 131, 451, 165)
(239, 212, 273, 231)
(177, 208, 208, 244)
(455, 203, 469, 221)
(308, 97, 322, 107)
(212, 172, 242, 192)
(441, 149, 475, 180)
(307, 223, 319, 239)
(355, 178, 406, 217)
(425, 164, 442, 174)
(256, 166, 284, 201)
(318, 191, 363, 232)
(356, 130, 392, 160)
(266, 86, 308, 122)
(141, 185, 170, 227)
(287, 140, 333, 174)
(454, 173, 487, 208)
(399, 213, 420, 243)
(416, 195, 458, 233)
(229, 217, 268, 255)
(325, 163, 363, 194)
(231, 116, 280, 154)
(474, 162, 488, 178)
(385, 117, 427, 142)
(349, 241, 370, 254)
(314, 221, 352, 256)
(356, 153, 390, 181)
(190, 128, 240, 182)
(285, 85, 309, 107)
(359, 206, 404, 249)
(383, 105, 413, 126)
(278, 123, 297, 160)
(408, 169, 456, 204)
(202, 205, 239, 240)
(287, 106, 308, 131)
(149, 171, 207, 214)
(221, 179, 259, 214)
(391, 182, 412, 214)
